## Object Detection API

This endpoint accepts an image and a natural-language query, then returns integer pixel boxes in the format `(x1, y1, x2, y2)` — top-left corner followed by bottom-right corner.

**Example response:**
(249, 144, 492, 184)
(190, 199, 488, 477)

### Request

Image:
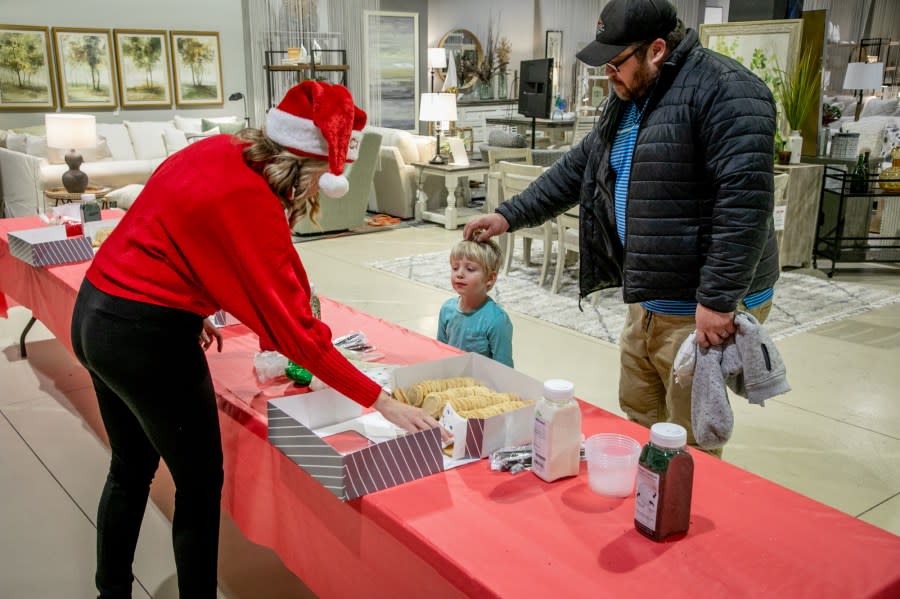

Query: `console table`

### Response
(773, 163, 823, 268)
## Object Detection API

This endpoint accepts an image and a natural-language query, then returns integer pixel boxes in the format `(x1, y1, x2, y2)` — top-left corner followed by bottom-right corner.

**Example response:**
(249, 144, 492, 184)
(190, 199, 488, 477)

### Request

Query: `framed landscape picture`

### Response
(113, 28, 172, 108)
(363, 11, 419, 130)
(52, 27, 117, 109)
(0, 24, 57, 110)
(170, 30, 223, 107)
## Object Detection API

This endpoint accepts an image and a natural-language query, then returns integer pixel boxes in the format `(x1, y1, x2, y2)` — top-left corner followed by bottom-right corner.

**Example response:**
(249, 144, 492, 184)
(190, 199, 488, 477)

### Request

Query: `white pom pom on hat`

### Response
(265, 80, 367, 198)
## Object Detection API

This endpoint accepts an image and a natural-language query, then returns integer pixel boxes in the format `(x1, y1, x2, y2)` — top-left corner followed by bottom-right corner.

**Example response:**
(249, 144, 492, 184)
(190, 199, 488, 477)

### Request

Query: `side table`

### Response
(411, 161, 490, 230)
(44, 186, 114, 209)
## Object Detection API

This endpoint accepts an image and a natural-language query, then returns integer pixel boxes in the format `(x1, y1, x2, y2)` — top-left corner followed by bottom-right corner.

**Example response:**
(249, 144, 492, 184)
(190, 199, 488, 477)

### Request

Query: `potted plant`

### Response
(474, 20, 496, 100)
(495, 37, 511, 99)
(775, 46, 821, 163)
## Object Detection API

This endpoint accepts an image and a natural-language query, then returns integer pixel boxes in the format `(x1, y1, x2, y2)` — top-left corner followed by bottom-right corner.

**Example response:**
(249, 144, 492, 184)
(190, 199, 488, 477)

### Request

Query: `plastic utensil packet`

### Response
(254, 350, 289, 384)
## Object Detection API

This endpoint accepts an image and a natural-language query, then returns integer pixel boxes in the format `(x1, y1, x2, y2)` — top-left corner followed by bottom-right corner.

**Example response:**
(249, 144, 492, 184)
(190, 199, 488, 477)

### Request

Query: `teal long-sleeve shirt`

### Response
(437, 297, 514, 367)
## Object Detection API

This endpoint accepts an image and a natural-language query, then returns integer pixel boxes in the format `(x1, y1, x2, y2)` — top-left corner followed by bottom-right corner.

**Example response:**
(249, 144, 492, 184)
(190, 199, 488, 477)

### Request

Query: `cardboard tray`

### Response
(268, 389, 444, 501)
(392, 353, 543, 459)
(8, 219, 120, 267)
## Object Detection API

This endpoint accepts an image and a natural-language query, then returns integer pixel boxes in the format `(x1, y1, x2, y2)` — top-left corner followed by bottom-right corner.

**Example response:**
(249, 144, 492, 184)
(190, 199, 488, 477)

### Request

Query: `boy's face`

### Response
(450, 257, 496, 300)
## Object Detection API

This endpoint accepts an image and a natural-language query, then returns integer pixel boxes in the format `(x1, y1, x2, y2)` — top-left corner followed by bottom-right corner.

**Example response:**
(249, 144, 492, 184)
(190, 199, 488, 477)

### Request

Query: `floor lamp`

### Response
(419, 93, 457, 164)
(843, 62, 884, 121)
(228, 92, 251, 127)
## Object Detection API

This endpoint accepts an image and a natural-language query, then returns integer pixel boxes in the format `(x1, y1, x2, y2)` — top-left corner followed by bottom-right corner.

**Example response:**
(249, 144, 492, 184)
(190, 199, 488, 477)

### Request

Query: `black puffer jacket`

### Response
(497, 29, 780, 313)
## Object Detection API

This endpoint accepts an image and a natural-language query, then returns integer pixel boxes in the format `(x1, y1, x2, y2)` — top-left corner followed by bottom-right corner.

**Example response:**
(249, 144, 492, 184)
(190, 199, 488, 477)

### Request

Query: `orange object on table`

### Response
(1, 213, 899, 598)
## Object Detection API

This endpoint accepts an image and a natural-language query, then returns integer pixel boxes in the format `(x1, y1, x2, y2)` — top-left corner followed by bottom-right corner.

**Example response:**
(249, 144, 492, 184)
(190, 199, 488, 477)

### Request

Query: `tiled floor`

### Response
(1, 223, 899, 597)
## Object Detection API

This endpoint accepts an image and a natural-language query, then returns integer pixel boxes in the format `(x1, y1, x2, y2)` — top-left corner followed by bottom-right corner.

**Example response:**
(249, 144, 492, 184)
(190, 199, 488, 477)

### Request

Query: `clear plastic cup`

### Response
(585, 433, 641, 497)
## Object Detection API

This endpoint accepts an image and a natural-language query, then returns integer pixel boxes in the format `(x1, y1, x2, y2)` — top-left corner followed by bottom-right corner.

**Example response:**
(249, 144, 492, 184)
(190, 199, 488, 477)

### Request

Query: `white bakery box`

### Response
(8, 219, 121, 267)
(267, 353, 542, 500)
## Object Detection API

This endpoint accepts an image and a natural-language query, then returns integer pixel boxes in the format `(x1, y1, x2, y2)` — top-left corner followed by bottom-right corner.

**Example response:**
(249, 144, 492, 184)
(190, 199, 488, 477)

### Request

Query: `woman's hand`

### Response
(200, 318, 223, 352)
(373, 392, 451, 443)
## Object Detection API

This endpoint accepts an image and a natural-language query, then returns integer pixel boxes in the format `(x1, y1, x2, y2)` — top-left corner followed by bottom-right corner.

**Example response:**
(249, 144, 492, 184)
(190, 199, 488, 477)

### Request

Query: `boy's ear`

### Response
(486, 270, 498, 289)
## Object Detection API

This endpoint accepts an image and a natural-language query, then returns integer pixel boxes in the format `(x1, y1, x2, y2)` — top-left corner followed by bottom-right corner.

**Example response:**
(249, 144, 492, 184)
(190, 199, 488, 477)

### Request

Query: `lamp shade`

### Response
(843, 62, 884, 90)
(419, 93, 457, 122)
(427, 47, 447, 69)
(45, 114, 97, 149)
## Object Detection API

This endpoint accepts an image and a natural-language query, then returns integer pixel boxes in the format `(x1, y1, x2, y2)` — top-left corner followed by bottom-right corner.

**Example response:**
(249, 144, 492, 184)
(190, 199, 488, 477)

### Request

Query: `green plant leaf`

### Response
(775, 46, 821, 132)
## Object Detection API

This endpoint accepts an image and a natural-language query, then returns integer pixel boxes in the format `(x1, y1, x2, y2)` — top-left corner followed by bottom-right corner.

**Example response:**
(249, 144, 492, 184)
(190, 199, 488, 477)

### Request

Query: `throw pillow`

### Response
(96, 123, 136, 161)
(0, 129, 8, 148)
(860, 97, 899, 119)
(202, 118, 243, 135)
(487, 129, 527, 148)
(6, 132, 27, 153)
(24, 134, 48, 158)
(162, 128, 189, 155)
(105, 184, 145, 210)
(124, 120, 172, 160)
(882, 126, 900, 162)
(46, 137, 113, 164)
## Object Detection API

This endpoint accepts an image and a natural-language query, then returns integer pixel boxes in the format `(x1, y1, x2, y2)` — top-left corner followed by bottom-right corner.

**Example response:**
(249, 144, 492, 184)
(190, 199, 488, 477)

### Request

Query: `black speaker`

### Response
(518, 58, 553, 119)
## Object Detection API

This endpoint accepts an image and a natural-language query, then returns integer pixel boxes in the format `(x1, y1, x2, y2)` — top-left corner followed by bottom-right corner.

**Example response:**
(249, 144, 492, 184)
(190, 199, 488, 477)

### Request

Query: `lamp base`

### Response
(62, 150, 88, 194)
(429, 154, 448, 165)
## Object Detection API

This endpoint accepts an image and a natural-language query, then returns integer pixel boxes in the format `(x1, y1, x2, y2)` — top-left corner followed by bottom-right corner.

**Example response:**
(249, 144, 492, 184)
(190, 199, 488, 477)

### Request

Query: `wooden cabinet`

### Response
(774, 163, 824, 268)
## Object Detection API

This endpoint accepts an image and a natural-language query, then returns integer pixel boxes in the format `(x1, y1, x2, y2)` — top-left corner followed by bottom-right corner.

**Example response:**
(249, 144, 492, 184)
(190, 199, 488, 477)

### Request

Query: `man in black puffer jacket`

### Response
(463, 0, 779, 454)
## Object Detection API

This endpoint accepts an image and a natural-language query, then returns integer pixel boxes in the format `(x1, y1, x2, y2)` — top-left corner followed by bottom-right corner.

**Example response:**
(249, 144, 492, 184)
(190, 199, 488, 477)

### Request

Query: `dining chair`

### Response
(496, 161, 552, 285)
(552, 206, 580, 294)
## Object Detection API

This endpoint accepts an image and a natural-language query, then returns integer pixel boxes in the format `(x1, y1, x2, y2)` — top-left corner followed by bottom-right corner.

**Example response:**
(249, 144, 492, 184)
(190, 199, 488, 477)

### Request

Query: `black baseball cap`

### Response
(576, 0, 678, 67)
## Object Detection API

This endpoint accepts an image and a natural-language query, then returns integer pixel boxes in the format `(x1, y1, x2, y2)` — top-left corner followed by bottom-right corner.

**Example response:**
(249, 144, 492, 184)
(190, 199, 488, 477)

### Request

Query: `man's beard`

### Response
(611, 60, 656, 102)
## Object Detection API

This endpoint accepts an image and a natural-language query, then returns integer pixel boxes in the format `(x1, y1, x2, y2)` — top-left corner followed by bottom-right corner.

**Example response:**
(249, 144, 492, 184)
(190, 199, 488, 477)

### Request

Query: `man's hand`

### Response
(200, 318, 223, 352)
(373, 392, 451, 443)
(694, 304, 735, 348)
(462, 213, 509, 242)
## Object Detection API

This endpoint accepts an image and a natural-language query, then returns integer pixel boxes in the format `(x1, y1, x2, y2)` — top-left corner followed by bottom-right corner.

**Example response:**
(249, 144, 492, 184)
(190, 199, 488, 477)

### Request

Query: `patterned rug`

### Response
(370, 245, 900, 345)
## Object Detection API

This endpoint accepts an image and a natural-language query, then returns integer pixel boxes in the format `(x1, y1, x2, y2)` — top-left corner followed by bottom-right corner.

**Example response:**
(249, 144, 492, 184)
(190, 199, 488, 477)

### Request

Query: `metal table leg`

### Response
(19, 316, 37, 358)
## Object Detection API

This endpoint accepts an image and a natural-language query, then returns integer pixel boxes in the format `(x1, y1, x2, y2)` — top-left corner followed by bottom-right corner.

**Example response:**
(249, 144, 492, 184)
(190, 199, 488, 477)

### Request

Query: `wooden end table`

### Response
(411, 161, 490, 230)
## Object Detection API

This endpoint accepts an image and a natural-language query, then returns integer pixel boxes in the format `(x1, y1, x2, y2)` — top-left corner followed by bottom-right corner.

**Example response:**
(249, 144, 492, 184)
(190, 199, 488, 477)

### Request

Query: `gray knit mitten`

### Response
(691, 342, 734, 450)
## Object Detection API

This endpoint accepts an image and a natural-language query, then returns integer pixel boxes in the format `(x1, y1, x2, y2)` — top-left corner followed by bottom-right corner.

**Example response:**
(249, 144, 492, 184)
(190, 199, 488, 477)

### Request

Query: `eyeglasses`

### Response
(605, 43, 646, 74)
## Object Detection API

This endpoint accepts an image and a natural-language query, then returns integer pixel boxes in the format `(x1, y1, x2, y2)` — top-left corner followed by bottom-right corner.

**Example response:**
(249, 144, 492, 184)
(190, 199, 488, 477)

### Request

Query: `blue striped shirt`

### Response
(610, 101, 772, 316)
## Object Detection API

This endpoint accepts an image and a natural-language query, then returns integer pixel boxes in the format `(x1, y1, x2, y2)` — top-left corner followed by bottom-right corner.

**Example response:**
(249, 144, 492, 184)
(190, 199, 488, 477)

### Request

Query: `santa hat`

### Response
(266, 81, 367, 197)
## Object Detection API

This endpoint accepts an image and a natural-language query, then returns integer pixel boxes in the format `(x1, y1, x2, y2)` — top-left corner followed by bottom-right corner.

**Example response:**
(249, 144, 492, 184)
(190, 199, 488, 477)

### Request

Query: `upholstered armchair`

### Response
(293, 131, 382, 235)
(364, 125, 446, 218)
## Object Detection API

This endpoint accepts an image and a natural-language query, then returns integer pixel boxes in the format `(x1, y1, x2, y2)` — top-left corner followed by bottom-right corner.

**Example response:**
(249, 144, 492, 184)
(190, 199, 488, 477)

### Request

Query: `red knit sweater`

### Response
(87, 135, 381, 407)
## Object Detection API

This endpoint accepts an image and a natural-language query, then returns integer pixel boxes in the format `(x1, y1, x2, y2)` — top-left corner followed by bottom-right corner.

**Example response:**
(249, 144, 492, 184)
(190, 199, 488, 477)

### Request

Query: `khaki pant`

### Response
(618, 301, 772, 456)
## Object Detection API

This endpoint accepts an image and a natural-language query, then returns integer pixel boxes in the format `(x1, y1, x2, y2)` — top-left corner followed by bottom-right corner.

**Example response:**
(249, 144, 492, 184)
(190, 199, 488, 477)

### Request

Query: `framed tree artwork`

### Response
(52, 27, 117, 109)
(113, 29, 172, 108)
(170, 30, 223, 107)
(0, 24, 57, 110)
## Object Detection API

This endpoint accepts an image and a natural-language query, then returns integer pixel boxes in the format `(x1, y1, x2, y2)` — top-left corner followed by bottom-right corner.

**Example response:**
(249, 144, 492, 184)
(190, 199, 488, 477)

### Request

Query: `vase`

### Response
(788, 130, 803, 164)
(478, 79, 493, 100)
(817, 127, 830, 157)
(497, 71, 508, 100)
(878, 146, 900, 192)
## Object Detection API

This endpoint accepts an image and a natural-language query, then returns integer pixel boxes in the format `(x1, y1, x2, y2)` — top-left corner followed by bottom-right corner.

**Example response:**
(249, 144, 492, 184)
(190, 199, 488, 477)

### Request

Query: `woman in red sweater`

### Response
(70, 81, 443, 599)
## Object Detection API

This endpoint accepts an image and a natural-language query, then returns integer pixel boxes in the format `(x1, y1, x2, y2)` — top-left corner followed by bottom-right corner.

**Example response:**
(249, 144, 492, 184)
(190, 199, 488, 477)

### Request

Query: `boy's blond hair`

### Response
(450, 238, 503, 275)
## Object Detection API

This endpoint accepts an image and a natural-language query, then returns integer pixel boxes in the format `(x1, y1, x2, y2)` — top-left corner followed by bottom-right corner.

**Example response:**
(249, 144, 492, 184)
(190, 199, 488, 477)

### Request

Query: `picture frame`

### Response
(363, 11, 419, 131)
(545, 30, 563, 99)
(0, 24, 57, 110)
(451, 126, 474, 153)
(699, 20, 803, 131)
(52, 27, 117, 109)
(170, 30, 223, 107)
(113, 28, 172, 108)
(447, 137, 469, 166)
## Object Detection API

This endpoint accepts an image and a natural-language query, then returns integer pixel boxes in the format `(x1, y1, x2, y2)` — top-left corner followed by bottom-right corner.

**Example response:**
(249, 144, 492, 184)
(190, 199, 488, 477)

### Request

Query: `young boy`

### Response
(437, 238, 514, 367)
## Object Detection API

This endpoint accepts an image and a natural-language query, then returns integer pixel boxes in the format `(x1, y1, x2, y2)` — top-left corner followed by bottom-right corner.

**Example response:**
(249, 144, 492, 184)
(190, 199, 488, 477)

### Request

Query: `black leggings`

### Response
(71, 279, 223, 599)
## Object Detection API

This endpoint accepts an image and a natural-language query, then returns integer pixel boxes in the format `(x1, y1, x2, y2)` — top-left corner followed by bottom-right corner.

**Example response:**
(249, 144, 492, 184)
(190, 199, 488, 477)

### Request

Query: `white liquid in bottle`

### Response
(532, 379, 582, 482)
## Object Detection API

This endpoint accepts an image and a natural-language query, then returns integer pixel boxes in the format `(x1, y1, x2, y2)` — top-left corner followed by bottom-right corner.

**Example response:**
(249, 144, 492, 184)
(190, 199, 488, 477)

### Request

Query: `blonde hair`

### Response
(234, 128, 330, 227)
(450, 238, 503, 276)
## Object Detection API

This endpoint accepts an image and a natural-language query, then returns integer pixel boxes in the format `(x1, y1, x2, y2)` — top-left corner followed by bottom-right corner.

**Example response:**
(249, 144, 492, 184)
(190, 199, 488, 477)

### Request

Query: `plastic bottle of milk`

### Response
(532, 379, 582, 482)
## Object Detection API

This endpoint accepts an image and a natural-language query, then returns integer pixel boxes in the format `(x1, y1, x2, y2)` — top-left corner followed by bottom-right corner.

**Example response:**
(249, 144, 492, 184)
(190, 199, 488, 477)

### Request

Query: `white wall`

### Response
(0, 0, 247, 130)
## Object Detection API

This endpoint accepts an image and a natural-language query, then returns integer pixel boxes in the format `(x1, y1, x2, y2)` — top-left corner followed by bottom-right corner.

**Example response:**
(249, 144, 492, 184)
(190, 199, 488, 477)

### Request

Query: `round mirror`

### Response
(438, 29, 483, 90)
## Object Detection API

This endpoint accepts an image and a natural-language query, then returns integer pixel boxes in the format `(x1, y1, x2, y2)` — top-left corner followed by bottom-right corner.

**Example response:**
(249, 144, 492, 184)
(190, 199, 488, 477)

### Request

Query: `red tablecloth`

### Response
(2, 214, 899, 598)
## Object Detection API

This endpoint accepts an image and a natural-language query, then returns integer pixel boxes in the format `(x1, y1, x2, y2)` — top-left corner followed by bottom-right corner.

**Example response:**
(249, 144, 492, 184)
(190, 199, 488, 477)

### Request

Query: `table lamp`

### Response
(419, 93, 457, 165)
(45, 114, 97, 194)
(427, 48, 447, 93)
(228, 91, 250, 127)
(843, 62, 884, 121)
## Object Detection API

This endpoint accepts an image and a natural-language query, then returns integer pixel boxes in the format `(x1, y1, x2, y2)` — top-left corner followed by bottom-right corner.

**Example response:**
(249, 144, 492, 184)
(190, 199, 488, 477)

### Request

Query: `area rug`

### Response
(369, 246, 900, 345)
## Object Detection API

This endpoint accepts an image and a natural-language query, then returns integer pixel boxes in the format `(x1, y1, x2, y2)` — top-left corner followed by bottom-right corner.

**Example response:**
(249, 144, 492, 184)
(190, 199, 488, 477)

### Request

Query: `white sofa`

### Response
(0, 115, 241, 217)
(363, 125, 447, 219)
(825, 95, 900, 164)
